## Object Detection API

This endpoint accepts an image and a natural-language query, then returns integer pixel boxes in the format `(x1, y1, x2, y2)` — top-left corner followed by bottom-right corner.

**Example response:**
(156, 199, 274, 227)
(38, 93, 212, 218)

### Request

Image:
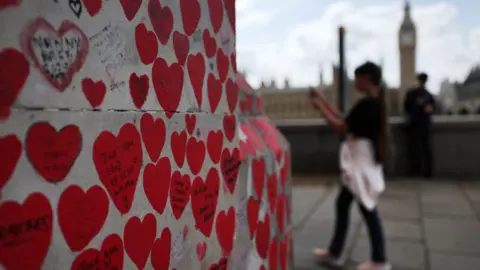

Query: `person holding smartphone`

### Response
(309, 61, 391, 270)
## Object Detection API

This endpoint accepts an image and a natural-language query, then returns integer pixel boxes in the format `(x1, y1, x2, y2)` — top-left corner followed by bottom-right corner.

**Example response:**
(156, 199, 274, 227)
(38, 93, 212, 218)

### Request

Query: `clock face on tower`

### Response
(401, 31, 414, 46)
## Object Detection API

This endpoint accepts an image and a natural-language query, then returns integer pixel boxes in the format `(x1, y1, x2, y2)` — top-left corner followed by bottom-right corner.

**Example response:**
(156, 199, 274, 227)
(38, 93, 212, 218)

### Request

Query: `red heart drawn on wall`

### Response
(259, 265, 266, 270)
(245, 94, 253, 113)
(180, 0, 201, 36)
(203, 29, 217, 58)
(135, 23, 158, 65)
(93, 123, 143, 214)
(124, 213, 157, 270)
(196, 241, 207, 261)
(215, 207, 236, 256)
(269, 238, 278, 270)
(148, 0, 173, 45)
(187, 53, 206, 108)
(280, 237, 288, 270)
(225, 78, 238, 113)
(151, 227, 171, 270)
(223, 0, 235, 33)
(192, 167, 220, 237)
(185, 114, 196, 135)
(216, 48, 229, 83)
(0, 135, 22, 195)
(223, 114, 236, 142)
(26, 122, 82, 183)
(247, 197, 259, 239)
(120, 0, 142, 21)
(186, 136, 206, 175)
(152, 58, 184, 118)
(0, 48, 29, 114)
(280, 152, 290, 188)
(129, 73, 150, 109)
(207, 130, 223, 164)
(0, 0, 21, 10)
(0, 193, 53, 270)
(82, 78, 106, 108)
(140, 113, 166, 162)
(208, 0, 224, 34)
(207, 73, 222, 113)
(21, 18, 88, 91)
(82, 0, 102, 16)
(71, 234, 124, 270)
(252, 158, 266, 201)
(256, 96, 264, 112)
(276, 195, 285, 234)
(209, 257, 228, 270)
(173, 31, 190, 66)
(58, 185, 109, 252)
(170, 130, 187, 168)
(267, 173, 278, 213)
(169, 171, 191, 219)
(255, 214, 270, 259)
(220, 148, 240, 194)
(241, 124, 264, 152)
(143, 157, 171, 215)
(239, 100, 247, 113)
(230, 52, 236, 73)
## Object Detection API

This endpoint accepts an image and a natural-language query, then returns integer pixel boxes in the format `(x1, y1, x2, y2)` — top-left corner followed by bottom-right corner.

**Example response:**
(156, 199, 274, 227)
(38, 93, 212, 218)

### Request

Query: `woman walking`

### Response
(309, 61, 391, 270)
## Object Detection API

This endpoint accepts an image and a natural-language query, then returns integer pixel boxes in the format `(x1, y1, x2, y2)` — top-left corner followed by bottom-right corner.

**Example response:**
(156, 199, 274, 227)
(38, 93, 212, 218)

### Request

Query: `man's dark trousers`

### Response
(406, 127, 433, 178)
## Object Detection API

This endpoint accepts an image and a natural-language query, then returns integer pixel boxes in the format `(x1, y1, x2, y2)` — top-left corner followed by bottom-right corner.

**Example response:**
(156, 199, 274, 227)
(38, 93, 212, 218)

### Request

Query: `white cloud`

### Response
(236, 0, 480, 93)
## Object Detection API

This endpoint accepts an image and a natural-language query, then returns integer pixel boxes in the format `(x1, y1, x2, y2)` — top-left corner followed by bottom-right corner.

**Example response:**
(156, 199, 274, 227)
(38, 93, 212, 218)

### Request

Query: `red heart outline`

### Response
(0, 48, 29, 114)
(129, 73, 150, 109)
(93, 123, 143, 214)
(21, 18, 89, 91)
(191, 167, 220, 237)
(215, 207, 236, 256)
(151, 227, 171, 270)
(58, 185, 109, 252)
(26, 122, 82, 183)
(0, 193, 53, 270)
(140, 113, 166, 162)
(0, 134, 22, 194)
(152, 57, 184, 118)
(169, 171, 191, 220)
(143, 157, 171, 215)
(135, 23, 158, 65)
(82, 78, 106, 108)
(71, 234, 124, 270)
(124, 213, 157, 269)
(187, 53, 206, 108)
(207, 73, 222, 113)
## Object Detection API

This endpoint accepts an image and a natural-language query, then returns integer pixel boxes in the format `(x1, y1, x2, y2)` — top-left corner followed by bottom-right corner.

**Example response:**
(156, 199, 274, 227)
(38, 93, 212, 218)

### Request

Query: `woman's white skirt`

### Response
(339, 138, 385, 210)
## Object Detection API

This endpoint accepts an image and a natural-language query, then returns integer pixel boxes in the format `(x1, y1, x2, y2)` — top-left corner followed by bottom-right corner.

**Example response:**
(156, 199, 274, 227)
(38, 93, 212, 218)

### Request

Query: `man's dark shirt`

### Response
(404, 87, 435, 133)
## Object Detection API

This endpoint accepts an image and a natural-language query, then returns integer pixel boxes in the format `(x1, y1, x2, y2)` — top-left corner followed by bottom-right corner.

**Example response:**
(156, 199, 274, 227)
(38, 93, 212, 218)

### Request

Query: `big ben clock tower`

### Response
(398, 1, 416, 113)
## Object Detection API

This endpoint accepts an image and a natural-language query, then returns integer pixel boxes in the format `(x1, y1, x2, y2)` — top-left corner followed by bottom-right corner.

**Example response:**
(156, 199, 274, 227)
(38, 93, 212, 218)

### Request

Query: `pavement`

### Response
(291, 177, 480, 270)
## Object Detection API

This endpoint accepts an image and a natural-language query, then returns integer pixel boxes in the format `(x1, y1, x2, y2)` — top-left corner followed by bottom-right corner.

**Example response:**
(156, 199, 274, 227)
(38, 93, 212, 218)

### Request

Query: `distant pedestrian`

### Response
(309, 61, 391, 270)
(403, 72, 435, 178)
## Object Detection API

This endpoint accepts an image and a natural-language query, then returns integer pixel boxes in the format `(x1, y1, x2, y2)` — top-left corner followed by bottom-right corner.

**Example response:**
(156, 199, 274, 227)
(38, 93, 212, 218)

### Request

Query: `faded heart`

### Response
(26, 122, 82, 183)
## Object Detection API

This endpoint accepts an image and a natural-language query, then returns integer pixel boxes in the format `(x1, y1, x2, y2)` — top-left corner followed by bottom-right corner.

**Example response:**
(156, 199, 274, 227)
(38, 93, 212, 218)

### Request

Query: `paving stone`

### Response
(292, 186, 331, 223)
(424, 217, 480, 254)
(360, 220, 423, 241)
(460, 182, 480, 201)
(350, 237, 426, 270)
(429, 252, 480, 270)
(378, 197, 421, 221)
(422, 200, 476, 218)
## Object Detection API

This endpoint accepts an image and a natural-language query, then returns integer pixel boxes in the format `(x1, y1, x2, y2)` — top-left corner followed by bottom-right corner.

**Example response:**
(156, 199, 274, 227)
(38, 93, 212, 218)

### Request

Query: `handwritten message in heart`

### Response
(93, 123, 143, 214)
(220, 148, 241, 194)
(169, 171, 191, 220)
(191, 167, 220, 237)
(71, 234, 124, 270)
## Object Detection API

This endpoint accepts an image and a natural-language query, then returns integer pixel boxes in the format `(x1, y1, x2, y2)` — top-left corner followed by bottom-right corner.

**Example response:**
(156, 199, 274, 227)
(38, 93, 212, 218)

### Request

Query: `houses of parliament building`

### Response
(256, 2, 419, 119)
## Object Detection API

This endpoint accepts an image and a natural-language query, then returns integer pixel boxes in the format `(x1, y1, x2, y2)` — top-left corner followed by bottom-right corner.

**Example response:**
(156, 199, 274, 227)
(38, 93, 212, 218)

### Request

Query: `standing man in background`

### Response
(403, 73, 435, 179)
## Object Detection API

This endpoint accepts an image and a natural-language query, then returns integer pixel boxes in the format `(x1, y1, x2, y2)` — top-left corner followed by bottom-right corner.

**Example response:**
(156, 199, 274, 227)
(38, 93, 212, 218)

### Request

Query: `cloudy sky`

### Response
(235, 0, 480, 93)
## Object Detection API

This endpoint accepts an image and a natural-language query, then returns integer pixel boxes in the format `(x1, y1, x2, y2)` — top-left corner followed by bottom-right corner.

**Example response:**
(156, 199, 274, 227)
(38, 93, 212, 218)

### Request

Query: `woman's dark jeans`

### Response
(328, 186, 387, 263)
